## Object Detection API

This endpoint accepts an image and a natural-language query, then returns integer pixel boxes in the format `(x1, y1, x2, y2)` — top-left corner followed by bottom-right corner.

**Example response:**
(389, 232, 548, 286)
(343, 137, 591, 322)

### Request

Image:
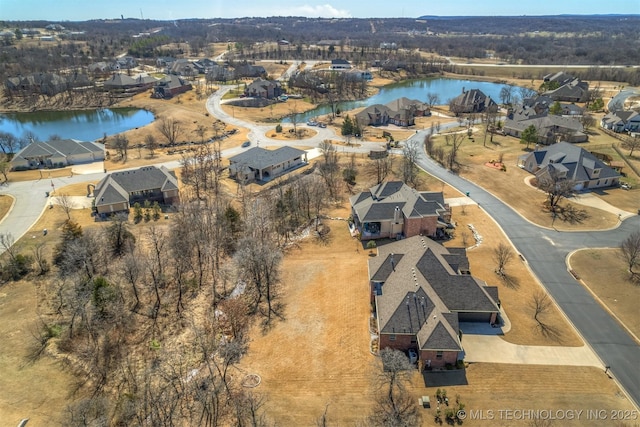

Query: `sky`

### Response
(1, 0, 638, 21)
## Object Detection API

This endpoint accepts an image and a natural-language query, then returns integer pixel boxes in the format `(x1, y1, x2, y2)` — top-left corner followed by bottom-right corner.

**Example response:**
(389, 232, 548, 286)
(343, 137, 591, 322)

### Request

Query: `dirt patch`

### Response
(569, 248, 640, 341)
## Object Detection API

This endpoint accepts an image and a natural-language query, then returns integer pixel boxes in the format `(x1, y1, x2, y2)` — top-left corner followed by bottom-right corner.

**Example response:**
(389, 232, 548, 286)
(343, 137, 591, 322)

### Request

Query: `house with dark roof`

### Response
(356, 98, 430, 128)
(350, 181, 451, 241)
(244, 78, 283, 99)
(330, 59, 352, 70)
(370, 235, 500, 368)
(228, 146, 308, 182)
(449, 88, 498, 115)
(151, 75, 192, 99)
(600, 110, 640, 133)
(233, 63, 267, 79)
(504, 114, 588, 144)
(93, 166, 179, 214)
(517, 142, 621, 190)
(11, 139, 105, 170)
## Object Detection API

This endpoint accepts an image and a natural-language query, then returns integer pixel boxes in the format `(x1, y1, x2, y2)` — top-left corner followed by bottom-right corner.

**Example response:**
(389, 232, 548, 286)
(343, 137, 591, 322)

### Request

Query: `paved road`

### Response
(404, 130, 640, 408)
(1, 83, 638, 407)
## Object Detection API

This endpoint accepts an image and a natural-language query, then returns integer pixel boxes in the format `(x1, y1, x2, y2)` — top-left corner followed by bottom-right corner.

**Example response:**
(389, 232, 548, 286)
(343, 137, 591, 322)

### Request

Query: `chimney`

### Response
(390, 253, 395, 271)
(394, 206, 400, 224)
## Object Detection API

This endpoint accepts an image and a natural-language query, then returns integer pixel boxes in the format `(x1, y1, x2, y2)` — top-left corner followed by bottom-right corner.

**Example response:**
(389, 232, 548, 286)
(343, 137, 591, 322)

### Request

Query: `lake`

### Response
(283, 77, 521, 123)
(0, 108, 155, 142)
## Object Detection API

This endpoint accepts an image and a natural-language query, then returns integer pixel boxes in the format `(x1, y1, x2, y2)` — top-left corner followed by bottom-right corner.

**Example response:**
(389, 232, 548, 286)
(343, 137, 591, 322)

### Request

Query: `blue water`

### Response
(0, 108, 155, 142)
(283, 77, 521, 123)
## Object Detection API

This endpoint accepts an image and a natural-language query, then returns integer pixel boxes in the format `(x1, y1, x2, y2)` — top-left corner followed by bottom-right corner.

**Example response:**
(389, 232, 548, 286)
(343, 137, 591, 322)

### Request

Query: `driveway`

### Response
(405, 129, 640, 407)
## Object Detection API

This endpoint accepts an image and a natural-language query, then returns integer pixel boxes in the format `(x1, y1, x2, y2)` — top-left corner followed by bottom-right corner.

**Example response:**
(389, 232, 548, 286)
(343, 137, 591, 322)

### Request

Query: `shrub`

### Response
(275, 123, 283, 133)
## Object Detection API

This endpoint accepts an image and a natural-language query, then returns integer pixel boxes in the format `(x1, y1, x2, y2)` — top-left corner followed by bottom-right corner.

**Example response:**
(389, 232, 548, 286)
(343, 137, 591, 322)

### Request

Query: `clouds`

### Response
(288, 4, 352, 18)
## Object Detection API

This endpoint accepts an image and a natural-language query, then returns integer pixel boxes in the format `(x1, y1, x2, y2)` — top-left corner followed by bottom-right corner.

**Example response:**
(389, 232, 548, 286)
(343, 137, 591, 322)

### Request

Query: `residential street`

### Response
(405, 130, 640, 407)
(1, 86, 638, 408)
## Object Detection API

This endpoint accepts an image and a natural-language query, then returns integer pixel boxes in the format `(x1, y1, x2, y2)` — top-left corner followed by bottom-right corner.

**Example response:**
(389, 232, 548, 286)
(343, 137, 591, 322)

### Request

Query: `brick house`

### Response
(228, 146, 307, 182)
(370, 236, 500, 369)
(449, 88, 498, 115)
(350, 181, 451, 241)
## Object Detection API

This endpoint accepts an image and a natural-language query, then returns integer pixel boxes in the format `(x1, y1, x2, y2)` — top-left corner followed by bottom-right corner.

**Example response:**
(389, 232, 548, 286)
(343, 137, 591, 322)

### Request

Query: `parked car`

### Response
(242, 141, 251, 148)
(408, 349, 418, 364)
(307, 120, 318, 126)
(621, 183, 631, 190)
(318, 122, 327, 128)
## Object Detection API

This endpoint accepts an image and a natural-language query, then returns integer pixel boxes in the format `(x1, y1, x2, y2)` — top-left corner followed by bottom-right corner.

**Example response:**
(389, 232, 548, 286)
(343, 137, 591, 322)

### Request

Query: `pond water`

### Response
(0, 108, 155, 142)
(283, 77, 521, 123)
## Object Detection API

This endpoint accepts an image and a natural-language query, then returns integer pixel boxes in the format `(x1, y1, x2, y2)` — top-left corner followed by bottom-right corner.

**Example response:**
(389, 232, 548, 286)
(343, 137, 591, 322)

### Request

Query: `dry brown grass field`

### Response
(569, 249, 640, 342)
(0, 194, 14, 223)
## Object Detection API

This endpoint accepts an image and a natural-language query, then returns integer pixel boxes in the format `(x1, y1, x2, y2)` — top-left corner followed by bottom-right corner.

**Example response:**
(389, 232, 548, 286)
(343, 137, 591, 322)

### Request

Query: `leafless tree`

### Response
(31, 242, 50, 275)
(401, 139, 420, 187)
(445, 132, 465, 171)
(0, 131, 19, 155)
(144, 134, 158, 158)
(195, 124, 208, 144)
(426, 92, 440, 108)
(622, 134, 640, 157)
(530, 290, 559, 339)
(318, 140, 341, 200)
(493, 243, 514, 276)
(112, 134, 129, 162)
(315, 403, 331, 427)
(370, 154, 393, 185)
(158, 117, 183, 145)
(56, 193, 75, 220)
(368, 348, 420, 427)
(482, 108, 499, 146)
(579, 113, 596, 133)
(536, 174, 576, 214)
(620, 231, 640, 279)
(0, 233, 18, 262)
(289, 103, 300, 135)
(105, 213, 135, 256)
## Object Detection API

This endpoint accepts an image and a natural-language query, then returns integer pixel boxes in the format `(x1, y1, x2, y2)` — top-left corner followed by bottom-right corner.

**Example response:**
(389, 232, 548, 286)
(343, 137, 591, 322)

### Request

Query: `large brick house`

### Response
(370, 236, 500, 369)
(449, 88, 498, 115)
(350, 181, 451, 241)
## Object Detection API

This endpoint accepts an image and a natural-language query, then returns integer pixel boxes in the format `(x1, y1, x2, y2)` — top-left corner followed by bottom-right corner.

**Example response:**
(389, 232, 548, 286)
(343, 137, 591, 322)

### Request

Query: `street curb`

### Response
(0, 193, 16, 227)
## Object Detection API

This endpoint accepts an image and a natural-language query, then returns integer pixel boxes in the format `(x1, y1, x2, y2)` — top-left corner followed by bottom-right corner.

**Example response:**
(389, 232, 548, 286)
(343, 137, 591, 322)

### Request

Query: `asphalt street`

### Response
(1, 87, 638, 407)
(406, 131, 640, 407)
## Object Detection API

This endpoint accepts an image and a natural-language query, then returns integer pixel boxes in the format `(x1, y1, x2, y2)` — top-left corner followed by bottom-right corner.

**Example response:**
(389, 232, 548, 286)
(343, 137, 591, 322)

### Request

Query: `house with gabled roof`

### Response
(356, 98, 430, 128)
(370, 235, 500, 368)
(244, 78, 283, 99)
(228, 146, 308, 182)
(504, 114, 588, 144)
(600, 110, 640, 133)
(151, 75, 192, 99)
(93, 165, 179, 214)
(350, 181, 451, 241)
(11, 139, 105, 170)
(517, 142, 621, 190)
(330, 59, 352, 70)
(449, 88, 498, 115)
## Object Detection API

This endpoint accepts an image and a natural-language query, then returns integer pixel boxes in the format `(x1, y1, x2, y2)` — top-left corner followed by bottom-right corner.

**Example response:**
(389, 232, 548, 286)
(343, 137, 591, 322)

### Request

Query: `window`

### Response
(436, 351, 443, 359)
(389, 335, 396, 341)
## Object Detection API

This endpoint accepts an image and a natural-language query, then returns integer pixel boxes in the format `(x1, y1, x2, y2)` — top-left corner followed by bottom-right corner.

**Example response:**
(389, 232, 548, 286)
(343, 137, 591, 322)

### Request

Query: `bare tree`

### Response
(621, 135, 640, 157)
(56, 193, 75, 220)
(426, 92, 440, 108)
(493, 243, 514, 276)
(112, 134, 129, 162)
(31, 242, 50, 275)
(0, 131, 19, 155)
(400, 139, 420, 186)
(368, 348, 420, 427)
(371, 154, 393, 185)
(144, 134, 158, 158)
(318, 140, 340, 200)
(619, 231, 640, 279)
(195, 124, 208, 144)
(445, 132, 465, 171)
(157, 117, 183, 145)
(536, 174, 576, 214)
(531, 291, 552, 324)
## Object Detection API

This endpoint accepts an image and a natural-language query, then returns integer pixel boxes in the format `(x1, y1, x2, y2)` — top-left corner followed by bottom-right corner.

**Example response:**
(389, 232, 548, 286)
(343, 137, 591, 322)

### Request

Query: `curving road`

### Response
(1, 84, 638, 407)
(403, 130, 640, 408)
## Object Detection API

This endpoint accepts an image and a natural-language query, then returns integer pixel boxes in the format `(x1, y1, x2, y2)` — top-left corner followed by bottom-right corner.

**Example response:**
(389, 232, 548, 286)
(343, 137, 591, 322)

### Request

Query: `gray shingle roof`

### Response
(372, 236, 498, 351)
(350, 181, 448, 223)
(12, 139, 104, 162)
(534, 142, 621, 181)
(228, 146, 306, 170)
(94, 165, 178, 208)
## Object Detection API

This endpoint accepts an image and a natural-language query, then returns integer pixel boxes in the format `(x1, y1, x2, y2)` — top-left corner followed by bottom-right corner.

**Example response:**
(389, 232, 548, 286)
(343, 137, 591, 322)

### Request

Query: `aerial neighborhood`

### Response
(0, 11, 639, 427)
